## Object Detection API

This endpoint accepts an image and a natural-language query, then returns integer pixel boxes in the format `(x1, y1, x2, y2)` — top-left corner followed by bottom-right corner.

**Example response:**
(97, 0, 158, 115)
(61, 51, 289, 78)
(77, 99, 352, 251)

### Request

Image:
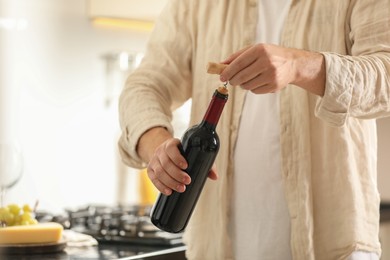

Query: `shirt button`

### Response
(245, 40, 252, 46)
(249, 0, 257, 7)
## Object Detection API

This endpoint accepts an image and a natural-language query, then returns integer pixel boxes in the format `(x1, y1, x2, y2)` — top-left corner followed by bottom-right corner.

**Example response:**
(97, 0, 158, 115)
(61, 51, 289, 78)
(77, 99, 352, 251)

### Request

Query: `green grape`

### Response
(21, 212, 32, 222)
(0, 206, 9, 214)
(0, 203, 38, 227)
(29, 219, 38, 225)
(0, 210, 15, 226)
(22, 204, 32, 213)
(8, 204, 21, 216)
(4, 212, 15, 226)
(21, 220, 30, 225)
(14, 214, 22, 226)
(0, 207, 9, 221)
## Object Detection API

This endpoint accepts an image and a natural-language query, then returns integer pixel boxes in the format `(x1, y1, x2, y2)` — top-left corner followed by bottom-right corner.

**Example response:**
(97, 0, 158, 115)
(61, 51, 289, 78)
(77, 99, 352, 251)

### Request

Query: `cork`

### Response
(217, 86, 229, 95)
(206, 62, 228, 75)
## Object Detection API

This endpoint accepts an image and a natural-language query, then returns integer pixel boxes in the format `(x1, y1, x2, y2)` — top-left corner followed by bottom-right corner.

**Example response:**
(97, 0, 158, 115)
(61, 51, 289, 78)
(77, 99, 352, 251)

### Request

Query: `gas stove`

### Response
(36, 204, 183, 247)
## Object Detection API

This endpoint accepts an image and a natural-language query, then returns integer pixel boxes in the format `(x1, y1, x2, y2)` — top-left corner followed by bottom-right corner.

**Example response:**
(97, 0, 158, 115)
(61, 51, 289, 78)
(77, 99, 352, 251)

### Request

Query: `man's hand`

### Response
(219, 43, 325, 96)
(137, 127, 218, 196)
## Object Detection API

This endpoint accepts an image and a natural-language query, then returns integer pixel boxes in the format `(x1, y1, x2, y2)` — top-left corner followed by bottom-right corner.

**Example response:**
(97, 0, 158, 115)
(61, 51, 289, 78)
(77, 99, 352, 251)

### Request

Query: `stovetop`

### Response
(36, 204, 183, 247)
(2, 204, 186, 260)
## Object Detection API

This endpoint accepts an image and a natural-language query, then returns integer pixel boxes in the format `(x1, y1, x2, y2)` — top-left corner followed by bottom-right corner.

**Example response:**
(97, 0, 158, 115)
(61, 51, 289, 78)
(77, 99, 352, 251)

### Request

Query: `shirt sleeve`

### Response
(315, 0, 390, 127)
(118, 0, 193, 168)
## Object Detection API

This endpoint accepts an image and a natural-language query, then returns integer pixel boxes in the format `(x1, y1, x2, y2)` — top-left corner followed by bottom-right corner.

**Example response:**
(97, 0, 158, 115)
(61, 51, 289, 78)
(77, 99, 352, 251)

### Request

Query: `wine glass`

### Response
(0, 142, 24, 207)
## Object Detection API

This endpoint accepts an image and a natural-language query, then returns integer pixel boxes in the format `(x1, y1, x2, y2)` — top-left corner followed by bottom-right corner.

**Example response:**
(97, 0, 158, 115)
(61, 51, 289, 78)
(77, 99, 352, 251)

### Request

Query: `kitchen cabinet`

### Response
(88, 0, 168, 21)
(380, 222, 390, 260)
(377, 117, 390, 202)
(381, 203, 390, 259)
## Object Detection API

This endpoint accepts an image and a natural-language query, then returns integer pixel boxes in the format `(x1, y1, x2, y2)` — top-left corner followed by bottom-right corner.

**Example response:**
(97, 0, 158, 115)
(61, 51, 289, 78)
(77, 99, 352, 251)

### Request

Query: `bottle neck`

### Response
(201, 89, 228, 129)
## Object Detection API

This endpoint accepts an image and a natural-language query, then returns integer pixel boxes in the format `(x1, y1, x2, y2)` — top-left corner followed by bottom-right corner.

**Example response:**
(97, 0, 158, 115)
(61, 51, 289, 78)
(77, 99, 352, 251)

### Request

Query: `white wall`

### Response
(0, 0, 153, 212)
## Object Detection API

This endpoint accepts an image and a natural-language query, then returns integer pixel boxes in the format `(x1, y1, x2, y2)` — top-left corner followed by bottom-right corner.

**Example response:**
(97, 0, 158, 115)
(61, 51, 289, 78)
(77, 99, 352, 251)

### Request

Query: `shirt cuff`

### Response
(315, 52, 355, 127)
(118, 116, 174, 169)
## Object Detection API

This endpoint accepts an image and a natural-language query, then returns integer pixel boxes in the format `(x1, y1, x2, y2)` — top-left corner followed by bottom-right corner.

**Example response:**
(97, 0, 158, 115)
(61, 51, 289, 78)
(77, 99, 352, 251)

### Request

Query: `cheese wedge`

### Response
(0, 222, 63, 244)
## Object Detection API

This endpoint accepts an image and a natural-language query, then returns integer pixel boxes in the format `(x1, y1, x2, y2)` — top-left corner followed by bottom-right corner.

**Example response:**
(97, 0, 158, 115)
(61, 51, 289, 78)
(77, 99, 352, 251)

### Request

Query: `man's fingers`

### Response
(208, 164, 219, 180)
(146, 138, 192, 195)
(149, 174, 172, 196)
(158, 152, 191, 185)
(220, 46, 257, 82)
(220, 45, 252, 64)
(228, 60, 265, 87)
(148, 164, 187, 194)
(165, 139, 188, 170)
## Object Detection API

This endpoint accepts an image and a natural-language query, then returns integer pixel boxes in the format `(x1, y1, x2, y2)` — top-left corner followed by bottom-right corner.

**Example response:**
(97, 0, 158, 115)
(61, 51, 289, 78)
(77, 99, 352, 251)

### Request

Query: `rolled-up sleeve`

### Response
(315, 0, 390, 127)
(118, 0, 193, 168)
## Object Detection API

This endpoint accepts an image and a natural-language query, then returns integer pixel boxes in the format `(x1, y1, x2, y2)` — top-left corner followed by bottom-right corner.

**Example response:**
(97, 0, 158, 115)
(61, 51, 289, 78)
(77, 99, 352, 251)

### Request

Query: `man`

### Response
(119, 0, 390, 259)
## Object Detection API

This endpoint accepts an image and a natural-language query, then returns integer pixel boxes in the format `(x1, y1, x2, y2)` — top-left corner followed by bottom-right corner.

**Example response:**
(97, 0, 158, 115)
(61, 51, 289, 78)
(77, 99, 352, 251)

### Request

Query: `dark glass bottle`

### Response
(150, 87, 228, 233)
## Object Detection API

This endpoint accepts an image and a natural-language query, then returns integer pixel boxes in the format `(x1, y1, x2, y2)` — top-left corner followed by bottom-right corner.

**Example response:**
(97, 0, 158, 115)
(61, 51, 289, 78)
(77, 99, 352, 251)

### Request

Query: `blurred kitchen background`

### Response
(0, 0, 390, 258)
(0, 0, 194, 211)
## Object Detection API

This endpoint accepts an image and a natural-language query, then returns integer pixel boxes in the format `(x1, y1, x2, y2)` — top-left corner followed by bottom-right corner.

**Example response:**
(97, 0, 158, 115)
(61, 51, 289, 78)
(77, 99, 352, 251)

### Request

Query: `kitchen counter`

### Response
(380, 203, 390, 260)
(380, 202, 390, 222)
(2, 244, 186, 260)
(0, 204, 187, 260)
(3, 203, 389, 260)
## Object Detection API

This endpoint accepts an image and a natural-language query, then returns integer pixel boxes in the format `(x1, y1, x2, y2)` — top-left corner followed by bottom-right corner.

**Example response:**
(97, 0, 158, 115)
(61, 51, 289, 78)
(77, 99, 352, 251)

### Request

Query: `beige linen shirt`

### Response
(119, 0, 390, 259)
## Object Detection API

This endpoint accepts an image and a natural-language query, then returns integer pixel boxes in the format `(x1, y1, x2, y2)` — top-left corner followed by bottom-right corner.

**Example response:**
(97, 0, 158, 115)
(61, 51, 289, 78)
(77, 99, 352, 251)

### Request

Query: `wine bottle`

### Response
(150, 86, 228, 233)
